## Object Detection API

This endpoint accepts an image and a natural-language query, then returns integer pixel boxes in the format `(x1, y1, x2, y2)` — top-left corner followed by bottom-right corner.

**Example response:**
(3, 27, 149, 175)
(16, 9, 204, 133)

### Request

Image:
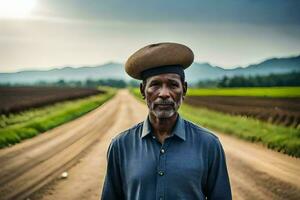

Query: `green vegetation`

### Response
(129, 88, 300, 157)
(2, 79, 140, 88)
(130, 87, 142, 99)
(131, 86, 300, 98)
(196, 71, 300, 88)
(0, 89, 116, 148)
(179, 105, 300, 157)
(187, 86, 300, 98)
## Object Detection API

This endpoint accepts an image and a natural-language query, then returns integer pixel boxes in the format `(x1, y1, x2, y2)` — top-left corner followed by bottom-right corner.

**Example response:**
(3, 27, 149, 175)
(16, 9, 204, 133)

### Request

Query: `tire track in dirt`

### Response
(220, 133, 300, 200)
(30, 90, 148, 200)
(0, 91, 123, 200)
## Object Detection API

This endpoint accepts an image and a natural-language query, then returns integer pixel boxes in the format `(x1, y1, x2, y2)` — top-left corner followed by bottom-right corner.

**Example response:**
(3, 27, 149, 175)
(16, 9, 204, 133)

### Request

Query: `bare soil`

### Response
(0, 86, 103, 114)
(185, 96, 300, 128)
(0, 90, 299, 200)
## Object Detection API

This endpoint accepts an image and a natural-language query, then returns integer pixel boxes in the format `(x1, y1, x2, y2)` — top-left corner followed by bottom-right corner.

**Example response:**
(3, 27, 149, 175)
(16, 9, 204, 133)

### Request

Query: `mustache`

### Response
(153, 99, 175, 106)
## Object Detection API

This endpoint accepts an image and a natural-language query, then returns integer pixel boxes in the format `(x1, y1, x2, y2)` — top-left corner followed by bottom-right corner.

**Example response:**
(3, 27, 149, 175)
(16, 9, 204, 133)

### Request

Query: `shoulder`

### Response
(110, 121, 143, 146)
(183, 118, 221, 146)
(182, 119, 226, 164)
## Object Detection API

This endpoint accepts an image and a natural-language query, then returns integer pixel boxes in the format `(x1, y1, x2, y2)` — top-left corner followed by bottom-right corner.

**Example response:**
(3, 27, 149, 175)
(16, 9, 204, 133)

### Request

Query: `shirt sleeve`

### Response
(101, 139, 124, 200)
(205, 138, 232, 200)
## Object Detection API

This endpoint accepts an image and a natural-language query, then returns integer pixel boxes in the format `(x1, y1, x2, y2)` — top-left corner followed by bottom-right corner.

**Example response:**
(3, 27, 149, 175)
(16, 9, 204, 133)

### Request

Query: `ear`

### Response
(140, 82, 145, 99)
(182, 81, 187, 100)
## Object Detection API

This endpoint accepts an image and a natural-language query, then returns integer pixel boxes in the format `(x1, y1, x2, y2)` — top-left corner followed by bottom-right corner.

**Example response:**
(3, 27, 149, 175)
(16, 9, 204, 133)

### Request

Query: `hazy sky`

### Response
(1, 0, 300, 72)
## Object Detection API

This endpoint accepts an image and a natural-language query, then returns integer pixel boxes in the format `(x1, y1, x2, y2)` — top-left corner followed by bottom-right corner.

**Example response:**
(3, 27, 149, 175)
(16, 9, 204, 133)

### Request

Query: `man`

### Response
(101, 43, 232, 200)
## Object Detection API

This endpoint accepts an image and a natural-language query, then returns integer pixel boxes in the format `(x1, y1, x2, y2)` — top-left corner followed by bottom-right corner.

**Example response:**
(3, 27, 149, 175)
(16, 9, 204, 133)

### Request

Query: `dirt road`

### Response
(1, 90, 300, 200)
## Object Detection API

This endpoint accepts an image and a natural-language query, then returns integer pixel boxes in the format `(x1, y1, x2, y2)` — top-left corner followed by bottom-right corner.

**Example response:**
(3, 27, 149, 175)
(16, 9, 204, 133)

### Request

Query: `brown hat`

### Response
(125, 42, 194, 80)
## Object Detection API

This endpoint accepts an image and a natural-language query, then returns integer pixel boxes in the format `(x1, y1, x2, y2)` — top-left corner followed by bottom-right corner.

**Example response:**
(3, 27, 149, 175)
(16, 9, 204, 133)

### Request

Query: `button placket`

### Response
(156, 139, 172, 200)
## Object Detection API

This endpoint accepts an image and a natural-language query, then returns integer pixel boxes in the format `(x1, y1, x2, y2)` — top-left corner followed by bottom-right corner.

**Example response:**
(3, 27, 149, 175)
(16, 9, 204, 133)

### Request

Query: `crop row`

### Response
(187, 87, 300, 98)
(184, 96, 300, 128)
(0, 90, 116, 148)
(0, 86, 104, 114)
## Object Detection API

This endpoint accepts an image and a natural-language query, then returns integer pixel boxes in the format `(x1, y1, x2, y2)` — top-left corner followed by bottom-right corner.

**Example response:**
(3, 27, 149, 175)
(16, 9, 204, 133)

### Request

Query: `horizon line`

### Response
(1, 54, 299, 73)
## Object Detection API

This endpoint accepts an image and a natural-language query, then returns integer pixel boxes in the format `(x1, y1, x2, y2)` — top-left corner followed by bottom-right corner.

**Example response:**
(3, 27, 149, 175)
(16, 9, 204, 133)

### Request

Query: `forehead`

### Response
(146, 73, 181, 83)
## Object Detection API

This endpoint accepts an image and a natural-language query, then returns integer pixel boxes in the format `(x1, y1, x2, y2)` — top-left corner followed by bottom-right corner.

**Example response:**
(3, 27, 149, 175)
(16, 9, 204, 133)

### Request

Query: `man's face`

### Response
(140, 73, 187, 119)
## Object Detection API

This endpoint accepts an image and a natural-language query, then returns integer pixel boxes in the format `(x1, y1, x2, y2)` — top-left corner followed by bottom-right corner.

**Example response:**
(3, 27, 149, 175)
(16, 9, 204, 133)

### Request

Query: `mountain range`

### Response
(1, 55, 299, 85)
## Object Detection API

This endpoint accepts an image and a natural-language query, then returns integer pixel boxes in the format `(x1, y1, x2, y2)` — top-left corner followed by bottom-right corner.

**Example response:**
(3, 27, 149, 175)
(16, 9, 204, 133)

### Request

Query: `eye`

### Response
(170, 82, 179, 88)
(149, 81, 160, 87)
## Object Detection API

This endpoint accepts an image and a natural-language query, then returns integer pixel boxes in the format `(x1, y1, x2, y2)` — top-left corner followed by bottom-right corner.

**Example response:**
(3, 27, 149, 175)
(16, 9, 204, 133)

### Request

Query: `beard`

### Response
(147, 97, 182, 119)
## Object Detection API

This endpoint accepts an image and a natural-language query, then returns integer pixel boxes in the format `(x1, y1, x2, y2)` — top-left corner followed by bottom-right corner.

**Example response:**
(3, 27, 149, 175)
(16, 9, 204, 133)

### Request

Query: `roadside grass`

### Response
(187, 86, 300, 98)
(130, 87, 143, 99)
(129, 88, 300, 157)
(0, 89, 116, 148)
(180, 104, 300, 158)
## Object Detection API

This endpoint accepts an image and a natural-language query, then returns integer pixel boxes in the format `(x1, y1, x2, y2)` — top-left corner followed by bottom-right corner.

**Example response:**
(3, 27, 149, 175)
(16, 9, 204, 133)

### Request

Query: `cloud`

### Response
(1, 0, 300, 71)
(41, 0, 300, 26)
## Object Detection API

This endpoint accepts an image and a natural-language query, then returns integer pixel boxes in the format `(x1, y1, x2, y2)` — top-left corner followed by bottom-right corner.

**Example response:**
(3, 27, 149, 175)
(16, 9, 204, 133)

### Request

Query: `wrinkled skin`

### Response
(140, 73, 187, 119)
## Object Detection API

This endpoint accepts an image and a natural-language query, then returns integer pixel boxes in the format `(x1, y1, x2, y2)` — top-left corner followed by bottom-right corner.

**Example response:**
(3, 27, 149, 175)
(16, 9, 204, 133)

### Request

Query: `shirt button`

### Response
(158, 171, 164, 176)
(159, 197, 164, 200)
(152, 136, 156, 139)
(160, 149, 165, 154)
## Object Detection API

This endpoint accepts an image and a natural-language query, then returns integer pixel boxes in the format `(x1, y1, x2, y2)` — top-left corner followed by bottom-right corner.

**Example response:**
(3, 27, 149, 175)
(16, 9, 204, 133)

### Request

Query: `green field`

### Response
(130, 88, 300, 157)
(0, 89, 116, 148)
(187, 86, 300, 97)
(179, 105, 300, 157)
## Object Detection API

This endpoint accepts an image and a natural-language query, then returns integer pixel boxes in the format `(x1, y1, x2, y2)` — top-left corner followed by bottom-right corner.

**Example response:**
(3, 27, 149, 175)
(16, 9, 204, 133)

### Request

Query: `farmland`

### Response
(1, 90, 299, 200)
(185, 96, 300, 128)
(130, 87, 300, 157)
(0, 87, 116, 148)
(187, 86, 300, 97)
(186, 87, 300, 128)
(179, 104, 300, 157)
(0, 86, 104, 114)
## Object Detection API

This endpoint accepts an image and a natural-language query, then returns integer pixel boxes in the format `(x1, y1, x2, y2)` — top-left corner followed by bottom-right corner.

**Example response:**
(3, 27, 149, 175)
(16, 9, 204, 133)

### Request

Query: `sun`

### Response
(0, 0, 37, 19)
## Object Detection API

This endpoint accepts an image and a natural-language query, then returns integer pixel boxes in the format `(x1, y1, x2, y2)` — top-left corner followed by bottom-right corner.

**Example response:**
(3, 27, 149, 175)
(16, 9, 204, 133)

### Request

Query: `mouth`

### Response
(155, 104, 174, 109)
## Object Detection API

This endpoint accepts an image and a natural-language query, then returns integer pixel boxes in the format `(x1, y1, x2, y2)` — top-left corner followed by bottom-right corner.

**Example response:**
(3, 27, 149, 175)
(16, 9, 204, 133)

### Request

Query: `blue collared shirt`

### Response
(101, 115, 232, 200)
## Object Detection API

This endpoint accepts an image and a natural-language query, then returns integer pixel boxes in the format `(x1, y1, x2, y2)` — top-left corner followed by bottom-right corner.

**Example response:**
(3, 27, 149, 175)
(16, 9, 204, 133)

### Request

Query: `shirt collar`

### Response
(141, 114, 186, 141)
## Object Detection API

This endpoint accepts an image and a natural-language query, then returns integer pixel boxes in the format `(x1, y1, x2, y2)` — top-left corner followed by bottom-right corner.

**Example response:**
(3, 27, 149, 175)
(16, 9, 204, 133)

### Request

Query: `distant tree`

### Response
(218, 76, 229, 87)
(215, 71, 300, 87)
(128, 79, 140, 87)
(0, 83, 11, 87)
(69, 80, 82, 87)
(196, 80, 219, 88)
(56, 79, 67, 87)
(35, 81, 48, 86)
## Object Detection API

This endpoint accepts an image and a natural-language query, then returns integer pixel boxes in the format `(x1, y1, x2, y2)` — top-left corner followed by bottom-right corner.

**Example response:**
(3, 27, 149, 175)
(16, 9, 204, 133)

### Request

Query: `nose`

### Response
(158, 85, 171, 99)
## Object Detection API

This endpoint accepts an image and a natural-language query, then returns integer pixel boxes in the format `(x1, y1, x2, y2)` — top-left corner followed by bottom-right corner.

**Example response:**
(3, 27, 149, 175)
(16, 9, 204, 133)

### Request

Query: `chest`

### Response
(119, 138, 207, 187)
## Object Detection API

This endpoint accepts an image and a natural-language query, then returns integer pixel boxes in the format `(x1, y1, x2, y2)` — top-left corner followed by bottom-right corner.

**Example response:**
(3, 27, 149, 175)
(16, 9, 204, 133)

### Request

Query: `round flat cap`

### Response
(125, 42, 194, 79)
